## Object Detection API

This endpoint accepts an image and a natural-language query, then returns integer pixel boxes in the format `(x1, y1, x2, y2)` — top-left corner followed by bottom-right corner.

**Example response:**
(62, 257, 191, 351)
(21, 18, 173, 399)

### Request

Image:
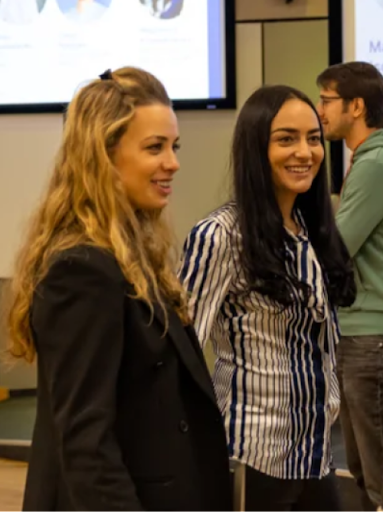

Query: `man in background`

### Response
(317, 61, 383, 511)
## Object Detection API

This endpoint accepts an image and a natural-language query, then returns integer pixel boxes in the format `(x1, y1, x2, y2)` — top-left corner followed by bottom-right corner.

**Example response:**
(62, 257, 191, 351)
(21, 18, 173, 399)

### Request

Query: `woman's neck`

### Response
(277, 194, 299, 235)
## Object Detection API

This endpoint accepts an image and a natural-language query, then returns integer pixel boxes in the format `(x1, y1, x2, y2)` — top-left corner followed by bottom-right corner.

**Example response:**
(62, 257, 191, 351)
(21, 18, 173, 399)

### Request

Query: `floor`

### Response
(0, 459, 27, 511)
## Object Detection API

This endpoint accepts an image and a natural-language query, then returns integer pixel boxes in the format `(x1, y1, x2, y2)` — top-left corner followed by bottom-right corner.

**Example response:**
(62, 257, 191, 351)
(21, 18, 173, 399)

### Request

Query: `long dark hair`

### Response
(232, 84, 355, 307)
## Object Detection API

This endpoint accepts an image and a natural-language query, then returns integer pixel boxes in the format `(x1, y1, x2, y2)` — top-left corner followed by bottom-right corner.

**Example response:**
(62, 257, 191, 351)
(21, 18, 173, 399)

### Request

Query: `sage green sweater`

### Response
(337, 129, 383, 335)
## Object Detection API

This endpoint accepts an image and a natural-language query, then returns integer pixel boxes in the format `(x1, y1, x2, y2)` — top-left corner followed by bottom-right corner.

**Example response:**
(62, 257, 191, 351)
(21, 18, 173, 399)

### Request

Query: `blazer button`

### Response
(179, 420, 189, 433)
(155, 361, 164, 368)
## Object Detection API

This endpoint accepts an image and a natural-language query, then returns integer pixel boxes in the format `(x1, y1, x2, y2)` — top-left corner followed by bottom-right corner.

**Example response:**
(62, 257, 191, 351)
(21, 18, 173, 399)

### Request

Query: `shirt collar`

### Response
(284, 209, 308, 242)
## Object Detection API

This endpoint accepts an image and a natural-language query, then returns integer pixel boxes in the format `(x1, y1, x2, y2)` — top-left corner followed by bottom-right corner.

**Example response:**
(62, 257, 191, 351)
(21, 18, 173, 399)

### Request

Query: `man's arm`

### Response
(336, 160, 383, 257)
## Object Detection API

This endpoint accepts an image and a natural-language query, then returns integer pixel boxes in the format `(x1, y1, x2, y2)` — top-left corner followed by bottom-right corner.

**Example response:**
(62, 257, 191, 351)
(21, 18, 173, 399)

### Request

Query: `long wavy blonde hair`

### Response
(6, 66, 189, 363)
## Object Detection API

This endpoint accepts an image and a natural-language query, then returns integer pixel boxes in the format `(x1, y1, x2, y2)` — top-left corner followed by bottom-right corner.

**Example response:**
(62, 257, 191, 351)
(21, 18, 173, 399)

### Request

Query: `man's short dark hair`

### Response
(317, 61, 383, 128)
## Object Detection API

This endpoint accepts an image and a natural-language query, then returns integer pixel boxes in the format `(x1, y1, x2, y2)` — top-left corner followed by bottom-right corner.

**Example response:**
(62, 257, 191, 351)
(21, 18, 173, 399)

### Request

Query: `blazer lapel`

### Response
(153, 303, 218, 407)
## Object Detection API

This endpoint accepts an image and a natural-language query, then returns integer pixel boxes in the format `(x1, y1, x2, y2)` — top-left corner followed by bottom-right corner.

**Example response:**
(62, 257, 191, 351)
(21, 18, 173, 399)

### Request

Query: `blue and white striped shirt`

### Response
(179, 202, 340, 480)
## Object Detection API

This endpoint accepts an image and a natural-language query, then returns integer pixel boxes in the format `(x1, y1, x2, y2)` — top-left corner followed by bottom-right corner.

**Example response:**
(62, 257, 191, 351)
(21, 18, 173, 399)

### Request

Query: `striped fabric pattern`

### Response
(178, 203, 340, 479)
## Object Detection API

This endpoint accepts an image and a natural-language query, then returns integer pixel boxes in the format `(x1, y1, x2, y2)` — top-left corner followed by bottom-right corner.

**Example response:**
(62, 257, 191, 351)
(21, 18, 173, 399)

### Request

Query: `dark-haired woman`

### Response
(178, 85, 356, 511)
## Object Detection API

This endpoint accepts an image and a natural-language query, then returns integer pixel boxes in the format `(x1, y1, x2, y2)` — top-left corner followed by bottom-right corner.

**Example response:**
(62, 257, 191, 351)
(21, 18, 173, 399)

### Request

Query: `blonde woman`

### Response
(7, 67, 231, 511)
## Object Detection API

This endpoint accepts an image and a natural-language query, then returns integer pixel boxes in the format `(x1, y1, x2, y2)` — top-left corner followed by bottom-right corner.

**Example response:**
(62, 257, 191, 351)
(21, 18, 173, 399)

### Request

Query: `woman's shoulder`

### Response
(48, 245, 125, 286)
(194, 202, 238, 236)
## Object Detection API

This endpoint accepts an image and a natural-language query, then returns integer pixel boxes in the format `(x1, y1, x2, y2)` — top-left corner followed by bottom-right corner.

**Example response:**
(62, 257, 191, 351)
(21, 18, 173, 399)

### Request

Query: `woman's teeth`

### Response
(286, 166, 311, 174)
(153, 180, 171, 187)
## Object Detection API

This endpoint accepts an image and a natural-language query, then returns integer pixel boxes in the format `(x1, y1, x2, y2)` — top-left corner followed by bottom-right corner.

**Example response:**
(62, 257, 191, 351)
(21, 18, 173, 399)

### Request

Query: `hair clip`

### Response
(99, 69, 113, 81)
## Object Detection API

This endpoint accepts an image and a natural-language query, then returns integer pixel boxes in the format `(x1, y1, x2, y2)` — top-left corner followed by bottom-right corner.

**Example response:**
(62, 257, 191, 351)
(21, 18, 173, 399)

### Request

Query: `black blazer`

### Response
(23, 246, 232, 511)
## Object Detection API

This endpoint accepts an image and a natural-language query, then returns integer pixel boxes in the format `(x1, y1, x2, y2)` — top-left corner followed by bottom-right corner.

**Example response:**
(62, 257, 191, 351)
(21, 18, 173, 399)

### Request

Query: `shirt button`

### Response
(179, 420, 189, 433)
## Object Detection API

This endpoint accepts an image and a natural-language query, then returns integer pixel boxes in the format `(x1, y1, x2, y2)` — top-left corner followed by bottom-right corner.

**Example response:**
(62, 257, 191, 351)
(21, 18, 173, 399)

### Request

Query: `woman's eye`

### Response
(279, 136, 293, 143)
(173, 143, 181, 152)
(309, 136, 321, 144)
(147, 144, 162, 152)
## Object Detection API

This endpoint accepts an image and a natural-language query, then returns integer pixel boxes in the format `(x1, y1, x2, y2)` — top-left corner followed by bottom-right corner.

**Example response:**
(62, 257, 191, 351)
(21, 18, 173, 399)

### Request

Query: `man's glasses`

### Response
(318, 96, 343, 107)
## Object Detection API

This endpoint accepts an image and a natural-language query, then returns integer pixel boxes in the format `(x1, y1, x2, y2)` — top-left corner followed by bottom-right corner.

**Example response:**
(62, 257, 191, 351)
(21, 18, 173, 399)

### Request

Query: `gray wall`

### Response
(0, 279, 37, 389)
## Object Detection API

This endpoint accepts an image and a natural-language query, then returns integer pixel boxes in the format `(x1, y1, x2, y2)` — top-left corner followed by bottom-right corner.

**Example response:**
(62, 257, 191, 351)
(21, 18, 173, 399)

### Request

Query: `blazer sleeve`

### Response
(178, 219, 234, 348)
(32, 252, 144, 511)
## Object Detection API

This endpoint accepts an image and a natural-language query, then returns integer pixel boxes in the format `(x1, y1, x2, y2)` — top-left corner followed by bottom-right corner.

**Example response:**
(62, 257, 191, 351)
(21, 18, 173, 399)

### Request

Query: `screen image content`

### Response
(328, 0, 383, 188)
(0, 0, 232, 110)
(56, 0, 113, 23)
(0, 0, 46, 24)
(138, 0, 184, 19)
(348, 0, 383, 73)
